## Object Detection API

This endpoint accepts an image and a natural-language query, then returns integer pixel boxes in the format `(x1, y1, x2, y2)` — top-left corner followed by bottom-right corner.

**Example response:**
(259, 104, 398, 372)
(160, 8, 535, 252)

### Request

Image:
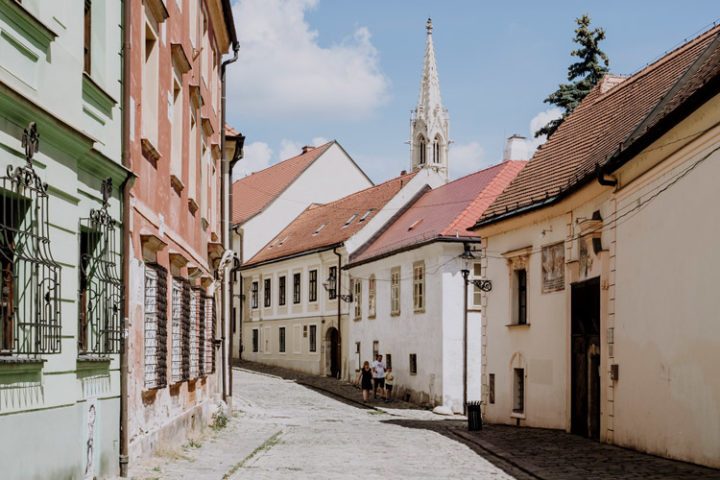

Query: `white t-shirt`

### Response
(372, 360, 386, 379)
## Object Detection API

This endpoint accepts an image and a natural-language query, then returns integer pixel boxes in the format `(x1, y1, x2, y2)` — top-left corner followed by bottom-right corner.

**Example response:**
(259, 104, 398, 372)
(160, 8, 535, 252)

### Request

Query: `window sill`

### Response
(368, 315, 376, 320)
(511, 411, 526, 419)
(170, 174, 185, 194)
(188, 198, 199, 215)
(77, 354, 111, 363)
(506, 323, 531, 328)
(141, 137, 162, 165)
(414, 308, 425, 314)
(1, 0, 57, 51)
(0, 356, 45, 377)
(390, 312, 400, 317)
(82, 73, 117, 117)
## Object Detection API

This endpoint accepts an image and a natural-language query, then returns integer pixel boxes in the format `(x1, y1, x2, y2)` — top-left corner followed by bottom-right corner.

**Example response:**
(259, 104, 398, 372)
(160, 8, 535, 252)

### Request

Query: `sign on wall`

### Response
(542, 242, 565, 293)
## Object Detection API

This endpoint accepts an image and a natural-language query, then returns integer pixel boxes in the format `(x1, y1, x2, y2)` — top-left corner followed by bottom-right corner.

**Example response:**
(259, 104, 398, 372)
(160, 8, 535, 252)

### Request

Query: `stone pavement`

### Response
(239, 360, 720, 480)
(122, 367, 513, 479)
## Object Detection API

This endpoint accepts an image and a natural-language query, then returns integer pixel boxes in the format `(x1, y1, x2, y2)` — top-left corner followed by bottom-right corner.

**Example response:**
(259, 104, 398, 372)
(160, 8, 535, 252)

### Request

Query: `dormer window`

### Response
(313, 224, 326, 236)
(278, 236, 289, 246)
(359, 209, 374, 222)
(343, 214, 358, 228)
(408, 219, 423, 231)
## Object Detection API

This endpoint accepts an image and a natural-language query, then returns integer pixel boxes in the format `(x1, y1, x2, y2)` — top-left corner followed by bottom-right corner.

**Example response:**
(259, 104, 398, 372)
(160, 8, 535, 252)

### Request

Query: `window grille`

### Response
(144, 263, 167, 389)
(171, 278, 183, 382)
(308, 325, 317, 352)
(263, 278, 271, 307)
(204, 295, 216, 373)
(293, 273, 301, 304)
(327, 266, 337, 300)
(198, 288, 206, 376)
(0, 123, 62, 356)
(278, 276, 286, 306)
(409, 353, 417, 375)
(278, 327, 285, 353)
(189, 287, 201, 378)
(181, 279, 191, 380)
(78, 178, 122, 355)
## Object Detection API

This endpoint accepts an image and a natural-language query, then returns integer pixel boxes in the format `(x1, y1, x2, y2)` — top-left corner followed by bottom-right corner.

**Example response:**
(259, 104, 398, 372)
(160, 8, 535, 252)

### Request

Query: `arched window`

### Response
(418, 136, 426, 165)
(433, 135, 441, 163)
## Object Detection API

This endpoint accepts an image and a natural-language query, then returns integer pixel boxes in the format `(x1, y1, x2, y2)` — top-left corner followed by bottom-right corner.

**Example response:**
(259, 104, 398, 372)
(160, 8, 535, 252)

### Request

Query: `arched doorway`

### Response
(325, 327, 340, 378)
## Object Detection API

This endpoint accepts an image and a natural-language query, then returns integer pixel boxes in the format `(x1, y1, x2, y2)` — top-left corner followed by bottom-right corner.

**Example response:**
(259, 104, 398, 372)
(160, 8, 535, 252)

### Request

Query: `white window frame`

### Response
(413, 261, 425, 312)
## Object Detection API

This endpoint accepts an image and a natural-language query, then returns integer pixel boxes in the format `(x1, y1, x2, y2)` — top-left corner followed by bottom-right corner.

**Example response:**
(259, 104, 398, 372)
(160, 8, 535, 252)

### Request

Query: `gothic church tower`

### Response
(410, 18, 449, 181)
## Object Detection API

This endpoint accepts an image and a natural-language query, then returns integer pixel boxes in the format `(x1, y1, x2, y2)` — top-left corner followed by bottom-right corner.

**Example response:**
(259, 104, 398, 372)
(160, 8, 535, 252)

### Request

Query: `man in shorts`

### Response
(372, 354, 386, 399)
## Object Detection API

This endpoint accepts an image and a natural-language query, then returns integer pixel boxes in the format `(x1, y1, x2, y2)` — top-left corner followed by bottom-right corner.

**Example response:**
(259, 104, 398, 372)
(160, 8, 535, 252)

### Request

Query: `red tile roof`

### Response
(225, 124, 241, 137)
(244, 172, 418, 266)
(477, 24, 720, 226)
(350, 161, 526, 265)
(231, 142, 334, 225)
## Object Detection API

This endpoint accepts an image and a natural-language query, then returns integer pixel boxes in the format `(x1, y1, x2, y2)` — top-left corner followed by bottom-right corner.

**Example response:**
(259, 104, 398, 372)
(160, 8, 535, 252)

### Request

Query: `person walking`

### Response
(384, 367, 394, 403)
(372, 354, 386, 400)
(358, 361, 373, 402)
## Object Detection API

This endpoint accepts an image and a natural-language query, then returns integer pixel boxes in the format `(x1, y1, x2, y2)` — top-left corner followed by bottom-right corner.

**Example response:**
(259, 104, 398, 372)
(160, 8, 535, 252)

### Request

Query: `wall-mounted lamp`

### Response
(322, 274, 353, 302)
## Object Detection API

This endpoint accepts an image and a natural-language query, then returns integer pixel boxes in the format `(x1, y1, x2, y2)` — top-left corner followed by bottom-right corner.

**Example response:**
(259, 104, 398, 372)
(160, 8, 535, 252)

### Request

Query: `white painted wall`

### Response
(347, 242, 481, 412)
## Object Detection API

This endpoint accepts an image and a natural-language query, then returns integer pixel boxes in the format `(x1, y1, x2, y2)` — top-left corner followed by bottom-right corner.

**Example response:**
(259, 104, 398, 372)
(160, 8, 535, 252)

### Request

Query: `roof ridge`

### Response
(320, 171, 417, 208)
(231, 140, 334, 185)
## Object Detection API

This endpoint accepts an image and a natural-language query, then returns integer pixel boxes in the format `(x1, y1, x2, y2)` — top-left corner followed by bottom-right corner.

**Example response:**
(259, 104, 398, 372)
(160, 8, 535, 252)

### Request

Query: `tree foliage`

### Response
(535, 15, 609, 138)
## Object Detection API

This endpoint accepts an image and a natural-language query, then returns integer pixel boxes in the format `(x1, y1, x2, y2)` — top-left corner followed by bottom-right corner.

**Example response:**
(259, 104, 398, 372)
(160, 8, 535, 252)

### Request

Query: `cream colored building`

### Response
(472, 26, 720, 468)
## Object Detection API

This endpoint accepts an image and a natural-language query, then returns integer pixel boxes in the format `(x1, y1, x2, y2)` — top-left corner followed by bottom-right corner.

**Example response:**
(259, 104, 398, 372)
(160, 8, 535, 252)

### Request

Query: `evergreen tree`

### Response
(535, 15, 609, 138)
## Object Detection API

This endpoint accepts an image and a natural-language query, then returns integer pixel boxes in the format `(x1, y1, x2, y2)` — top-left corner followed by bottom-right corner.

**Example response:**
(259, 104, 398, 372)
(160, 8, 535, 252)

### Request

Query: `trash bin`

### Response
(466, 401, 482, 431)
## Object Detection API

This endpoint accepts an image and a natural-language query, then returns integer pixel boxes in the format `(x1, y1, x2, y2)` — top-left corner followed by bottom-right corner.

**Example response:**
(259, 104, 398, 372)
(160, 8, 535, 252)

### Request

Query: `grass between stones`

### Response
(222, 430, 283, 479)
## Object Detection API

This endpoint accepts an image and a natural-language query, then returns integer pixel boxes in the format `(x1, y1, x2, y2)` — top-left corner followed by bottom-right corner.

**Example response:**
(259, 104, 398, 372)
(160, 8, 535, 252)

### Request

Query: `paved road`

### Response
(127, 368, 513, 479)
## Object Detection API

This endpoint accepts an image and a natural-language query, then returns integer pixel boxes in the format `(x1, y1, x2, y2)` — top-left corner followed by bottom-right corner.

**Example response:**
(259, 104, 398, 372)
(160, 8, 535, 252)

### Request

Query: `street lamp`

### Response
(323, 273, 354, 302)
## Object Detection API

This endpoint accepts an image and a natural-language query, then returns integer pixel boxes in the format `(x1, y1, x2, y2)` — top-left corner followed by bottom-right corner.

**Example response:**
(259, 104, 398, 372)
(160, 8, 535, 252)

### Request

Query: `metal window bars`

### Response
(198, 288, 206, 377)
(144, 263, 167, 389)
(0, 123, 62, 357)
(189, 287, 201, 378)
(203, 295, 215, 374)
(78, 178, 122, 355)
(181, 279, 191, 380)
(171, 277, 183, 383)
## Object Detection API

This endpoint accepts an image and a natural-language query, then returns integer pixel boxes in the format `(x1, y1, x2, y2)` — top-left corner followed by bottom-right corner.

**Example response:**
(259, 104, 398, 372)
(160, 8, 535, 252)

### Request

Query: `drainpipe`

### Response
(220, 39, 240, 405)
(333, 247, 342, 379)
(119, 0, 133, 475)
(461, 268, 470, 415)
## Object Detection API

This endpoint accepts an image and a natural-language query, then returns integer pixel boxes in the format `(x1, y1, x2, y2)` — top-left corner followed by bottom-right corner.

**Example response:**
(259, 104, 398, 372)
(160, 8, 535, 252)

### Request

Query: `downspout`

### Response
(333, 247, 342, 379)
(595, 163, 618, 187)
(220, 40, 240, 404)
(119, 0, 132, 475)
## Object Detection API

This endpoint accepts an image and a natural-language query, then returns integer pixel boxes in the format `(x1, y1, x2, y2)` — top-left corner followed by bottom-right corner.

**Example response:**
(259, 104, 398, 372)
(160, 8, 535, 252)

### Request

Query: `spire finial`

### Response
(426, 18, 432, 35)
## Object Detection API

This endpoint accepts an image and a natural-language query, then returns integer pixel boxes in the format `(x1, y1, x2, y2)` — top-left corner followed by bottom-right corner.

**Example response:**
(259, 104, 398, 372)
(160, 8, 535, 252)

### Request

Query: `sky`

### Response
(226, 0, 720, 183)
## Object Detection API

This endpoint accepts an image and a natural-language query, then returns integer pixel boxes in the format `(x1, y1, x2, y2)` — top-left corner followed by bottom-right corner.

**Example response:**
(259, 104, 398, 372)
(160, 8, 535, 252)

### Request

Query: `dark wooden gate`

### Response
(571, 277, 601, 439)
(328, 328, 340, 378)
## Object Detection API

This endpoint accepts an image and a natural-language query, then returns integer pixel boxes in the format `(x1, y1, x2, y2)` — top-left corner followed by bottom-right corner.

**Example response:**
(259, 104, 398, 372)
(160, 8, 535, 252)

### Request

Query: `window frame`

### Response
(308, 324, 317, 352)
(409, 353, 417, 375)
(368, 275, 376, 319)
(390, 267, 401, 316)
(250, 281, 258, 309)
(252, 328, 259, 353)
(515, 269, 527, 325)
(353, 279, 362, 320)
(293, 272, 301, 304)
(327, 266, 337, 300)
(308, 269, 317, 302)
(278, 275, 286, 306)
(278, 326, 286, 353)
(263, 277, 271, 308)
(513, 368, 525, 413)
(413, 261, 425, 312)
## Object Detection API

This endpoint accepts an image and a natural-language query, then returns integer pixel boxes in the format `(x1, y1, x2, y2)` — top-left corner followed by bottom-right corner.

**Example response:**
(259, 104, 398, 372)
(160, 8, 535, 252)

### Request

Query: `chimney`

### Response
(503, 134, 529, 161)
(301, 145, 315, 154)
(400, 170, 407, 175)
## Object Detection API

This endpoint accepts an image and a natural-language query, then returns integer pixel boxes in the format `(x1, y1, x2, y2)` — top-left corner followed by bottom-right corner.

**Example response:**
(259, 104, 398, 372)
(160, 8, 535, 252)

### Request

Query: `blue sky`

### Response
(227, 1, 720, 182)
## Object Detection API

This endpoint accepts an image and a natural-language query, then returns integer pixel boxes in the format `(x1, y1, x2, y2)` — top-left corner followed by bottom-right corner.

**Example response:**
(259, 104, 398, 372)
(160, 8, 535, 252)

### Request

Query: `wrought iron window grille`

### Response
(0, 123, 62, 357)
(144, 263, 168, 389)
(78, 178, 122, 355)
(203, 295, 216, 374)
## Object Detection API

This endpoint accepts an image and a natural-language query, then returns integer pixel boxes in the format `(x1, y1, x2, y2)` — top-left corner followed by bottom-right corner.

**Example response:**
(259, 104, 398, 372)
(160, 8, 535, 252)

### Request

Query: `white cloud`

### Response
(449, 142, 488, 179)
(522, 107, 563, 154)
(229, 0, 389, 119)
(278, 139, 302, 161)
(232, 141, 273, 180)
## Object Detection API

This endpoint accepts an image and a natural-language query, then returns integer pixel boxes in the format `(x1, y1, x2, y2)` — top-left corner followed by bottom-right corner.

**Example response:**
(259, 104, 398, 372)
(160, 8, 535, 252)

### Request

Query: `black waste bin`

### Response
(466, 401, 482, 431)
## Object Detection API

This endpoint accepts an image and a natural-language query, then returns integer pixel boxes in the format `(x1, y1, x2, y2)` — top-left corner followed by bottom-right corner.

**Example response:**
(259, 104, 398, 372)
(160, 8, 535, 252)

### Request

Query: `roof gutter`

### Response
(239, 244, 344, 271)
(345, 236, 480, 270)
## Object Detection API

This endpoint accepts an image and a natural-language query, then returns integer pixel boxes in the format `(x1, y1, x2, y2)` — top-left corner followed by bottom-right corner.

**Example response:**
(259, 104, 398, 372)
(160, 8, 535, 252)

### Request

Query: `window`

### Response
(418, 136, 426, 165)
(312, 224, 325, 236)
(78, 188, 122, 355)
(368, 275, 376, 318)
(390, 267, 401, 315)
(204, 295, 216, 373)
(250, 281, 258, 309)
(309, 269, 317, 302)
(328, 266, 337, 300)
(409, 353, 417, 375)
(489, 373, 495, 404)
(188, 106, 198, 207)
(433, 135, 441, 163)
(189, 288, 201, 378)
(171, 277, 190, 383)
(372, 340, 379, 360)
(293, 273, 301, 304)
(413, 261, 425, 312)
(343, 214, 358, 227)
(170, 72, 184, 189)
(278, 327, 286, 353)
(142, 20, 160, 148)
(515, 269, 527, 325)
(83, 0, 92, 74)
(0, 152, 62, 357)
(513, 368, 525, 413)
(263, 278, 271, 308)
(252, 328, 259, 353)
(359, 209, 374, 222)
(385, 353, 392, 370)
(144, 264, 168, 389)
(278, 275, 286, 306)
(309, 325, 317, 352)
(472, 263, 483, 307)
(353, 279, 362, 320)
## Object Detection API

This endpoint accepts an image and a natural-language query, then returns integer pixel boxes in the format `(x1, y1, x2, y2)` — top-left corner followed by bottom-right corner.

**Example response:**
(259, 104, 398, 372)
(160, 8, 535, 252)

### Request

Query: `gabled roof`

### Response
(231, 142, 334, 225)
(476, 23, 720, 227)
(244, 172, 418, 267)
(350, 161, 526, 265)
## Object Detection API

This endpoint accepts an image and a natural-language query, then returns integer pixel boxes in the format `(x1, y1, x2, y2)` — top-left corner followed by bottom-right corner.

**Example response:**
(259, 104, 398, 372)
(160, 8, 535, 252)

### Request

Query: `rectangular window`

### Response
(391, 267, 401, 315)
(328, 266, 337, 300)
(170, 72, 184, 187)
(189, 288, 201, 379)
(472, 263, 483, 307)
(372, 340, 379, 360)
(489, 373, 496, 404)
(279, 327, 286, 353)
(144, 264, 168, 389)
(413, 261, 425, 312)
(279, 275, 286, 306)
(409, 353, 417, 375)
(368, 275, 376, 318)
(385, 353, 392, 370)
(513, 368, 525, 413)
(309, 325, 317, 352)
(142, 20, 160, 148)
(264, 278, 271, 308)
(204, 296, 216, 373)
(309, 269, 317, 302)
(83, 0, 92, 74)
(251, 281, 258, 309)
(353, 279, 362, 320)
(293, 273, 301, 304)
(516, 269, 527, 325)
(171, 278, 183, 383)
(252, 328, 259, 353)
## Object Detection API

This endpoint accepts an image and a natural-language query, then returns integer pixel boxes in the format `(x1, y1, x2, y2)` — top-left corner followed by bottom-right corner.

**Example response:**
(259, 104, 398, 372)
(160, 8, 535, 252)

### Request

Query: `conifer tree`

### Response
(535, 15, 609, 138)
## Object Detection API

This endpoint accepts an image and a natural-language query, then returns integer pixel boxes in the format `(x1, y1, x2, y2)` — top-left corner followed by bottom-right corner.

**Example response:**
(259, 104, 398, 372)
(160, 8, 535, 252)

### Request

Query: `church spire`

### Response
(410, 18, 449, 181)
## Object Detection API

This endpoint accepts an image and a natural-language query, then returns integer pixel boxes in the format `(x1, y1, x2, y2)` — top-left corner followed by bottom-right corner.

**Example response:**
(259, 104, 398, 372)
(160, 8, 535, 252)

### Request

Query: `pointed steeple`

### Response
(410, 18, 449, 181)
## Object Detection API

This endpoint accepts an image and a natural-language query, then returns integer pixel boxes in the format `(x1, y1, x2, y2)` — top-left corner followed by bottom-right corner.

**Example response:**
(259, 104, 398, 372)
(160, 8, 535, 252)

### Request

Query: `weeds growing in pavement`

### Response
(211, 404, 229, 431)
